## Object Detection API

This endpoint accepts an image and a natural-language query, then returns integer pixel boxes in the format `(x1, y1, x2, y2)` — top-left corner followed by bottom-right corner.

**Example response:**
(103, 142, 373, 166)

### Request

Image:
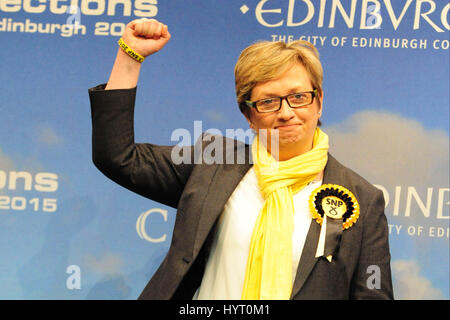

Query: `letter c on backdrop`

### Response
(136, 208, 168, 243)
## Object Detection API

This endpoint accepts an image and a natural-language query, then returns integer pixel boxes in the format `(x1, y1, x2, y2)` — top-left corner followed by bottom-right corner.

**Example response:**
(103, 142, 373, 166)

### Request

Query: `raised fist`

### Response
(121, 18, 171, 58)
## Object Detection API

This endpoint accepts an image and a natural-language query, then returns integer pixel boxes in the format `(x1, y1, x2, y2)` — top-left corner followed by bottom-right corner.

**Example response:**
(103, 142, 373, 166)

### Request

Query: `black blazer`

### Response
(89, 84, 393, 300)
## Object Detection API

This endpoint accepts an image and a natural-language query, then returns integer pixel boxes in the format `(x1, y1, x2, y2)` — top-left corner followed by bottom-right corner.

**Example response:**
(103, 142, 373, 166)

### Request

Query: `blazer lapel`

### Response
(192, 140, 253, 256)
(290, 154, 342, 298)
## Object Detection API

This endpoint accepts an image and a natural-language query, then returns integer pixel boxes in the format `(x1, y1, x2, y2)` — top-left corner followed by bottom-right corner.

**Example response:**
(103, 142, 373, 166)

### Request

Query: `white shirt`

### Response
(194, 167, 322, 300)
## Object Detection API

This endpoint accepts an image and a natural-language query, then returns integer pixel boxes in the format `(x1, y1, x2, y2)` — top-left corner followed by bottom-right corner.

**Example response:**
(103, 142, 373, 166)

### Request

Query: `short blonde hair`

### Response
(234, 40, 323, 116)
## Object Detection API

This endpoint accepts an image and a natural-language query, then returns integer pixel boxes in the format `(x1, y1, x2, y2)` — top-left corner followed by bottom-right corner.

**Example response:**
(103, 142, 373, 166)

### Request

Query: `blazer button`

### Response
(182, 257, 191, 263)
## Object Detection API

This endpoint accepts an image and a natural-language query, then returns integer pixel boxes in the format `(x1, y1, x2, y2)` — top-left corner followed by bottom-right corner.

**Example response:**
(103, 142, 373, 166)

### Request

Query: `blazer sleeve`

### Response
(88, 84, 195, 208)
(350, 188, 394, 299)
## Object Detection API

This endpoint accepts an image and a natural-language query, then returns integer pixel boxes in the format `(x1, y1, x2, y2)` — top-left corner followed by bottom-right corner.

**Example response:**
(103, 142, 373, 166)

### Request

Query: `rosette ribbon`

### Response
(309, 184, 360, 262)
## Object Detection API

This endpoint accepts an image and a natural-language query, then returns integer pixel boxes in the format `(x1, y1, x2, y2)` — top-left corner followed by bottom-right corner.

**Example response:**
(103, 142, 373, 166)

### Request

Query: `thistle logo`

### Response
(136, 208, 168, 243)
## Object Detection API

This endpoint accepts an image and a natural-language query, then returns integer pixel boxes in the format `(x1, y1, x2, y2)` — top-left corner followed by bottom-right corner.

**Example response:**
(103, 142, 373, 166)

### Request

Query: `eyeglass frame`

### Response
(244, 89, 318, 113)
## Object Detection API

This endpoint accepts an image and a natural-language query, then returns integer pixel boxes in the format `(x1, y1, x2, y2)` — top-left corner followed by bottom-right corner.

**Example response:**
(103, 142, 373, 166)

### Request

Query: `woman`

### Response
(89, 18, 393, 300)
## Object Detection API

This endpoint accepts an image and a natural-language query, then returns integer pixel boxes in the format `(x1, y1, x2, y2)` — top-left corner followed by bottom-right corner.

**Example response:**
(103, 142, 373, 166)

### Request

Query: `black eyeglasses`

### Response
(245, 89, 317, 113)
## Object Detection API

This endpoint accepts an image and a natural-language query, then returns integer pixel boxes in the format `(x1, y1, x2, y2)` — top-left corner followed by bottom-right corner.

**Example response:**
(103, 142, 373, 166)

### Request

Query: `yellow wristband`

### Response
(118, 38, 145, 63)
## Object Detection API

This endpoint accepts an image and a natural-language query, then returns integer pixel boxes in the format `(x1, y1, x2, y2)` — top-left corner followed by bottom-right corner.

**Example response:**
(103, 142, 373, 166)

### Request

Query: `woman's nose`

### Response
(278, 98, 295, 120)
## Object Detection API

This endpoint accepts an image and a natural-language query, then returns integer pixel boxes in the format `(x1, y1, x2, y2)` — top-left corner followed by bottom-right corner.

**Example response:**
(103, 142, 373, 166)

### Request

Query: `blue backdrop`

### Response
(0, 0, 449, 299)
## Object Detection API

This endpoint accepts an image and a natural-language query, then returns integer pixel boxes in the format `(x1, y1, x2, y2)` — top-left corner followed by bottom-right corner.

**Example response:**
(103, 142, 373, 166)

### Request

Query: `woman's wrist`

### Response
(105, 48, 142, 90)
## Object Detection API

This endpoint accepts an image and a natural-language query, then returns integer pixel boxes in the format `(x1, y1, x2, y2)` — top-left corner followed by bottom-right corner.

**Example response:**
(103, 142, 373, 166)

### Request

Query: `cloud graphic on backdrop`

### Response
(203, 110, 228, 124)
(34, 125, 63, 147)
(392, 259, 445, 299)
(84, 252, 124, 275)
(84, 252, 130, 300)
(0, 148, 14, 171)
(324, 111, 449, 187)
(0, 149, 15, 197)
(85, 274, 131, 300)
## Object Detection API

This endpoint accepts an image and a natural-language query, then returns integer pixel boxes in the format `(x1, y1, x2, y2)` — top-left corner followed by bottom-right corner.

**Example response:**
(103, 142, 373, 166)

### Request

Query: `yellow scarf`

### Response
(242, 128, 329, 300)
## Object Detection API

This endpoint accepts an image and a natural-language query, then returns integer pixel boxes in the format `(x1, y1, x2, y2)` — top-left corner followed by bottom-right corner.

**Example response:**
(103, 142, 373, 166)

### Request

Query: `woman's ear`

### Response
(317, 90, 324, 116)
